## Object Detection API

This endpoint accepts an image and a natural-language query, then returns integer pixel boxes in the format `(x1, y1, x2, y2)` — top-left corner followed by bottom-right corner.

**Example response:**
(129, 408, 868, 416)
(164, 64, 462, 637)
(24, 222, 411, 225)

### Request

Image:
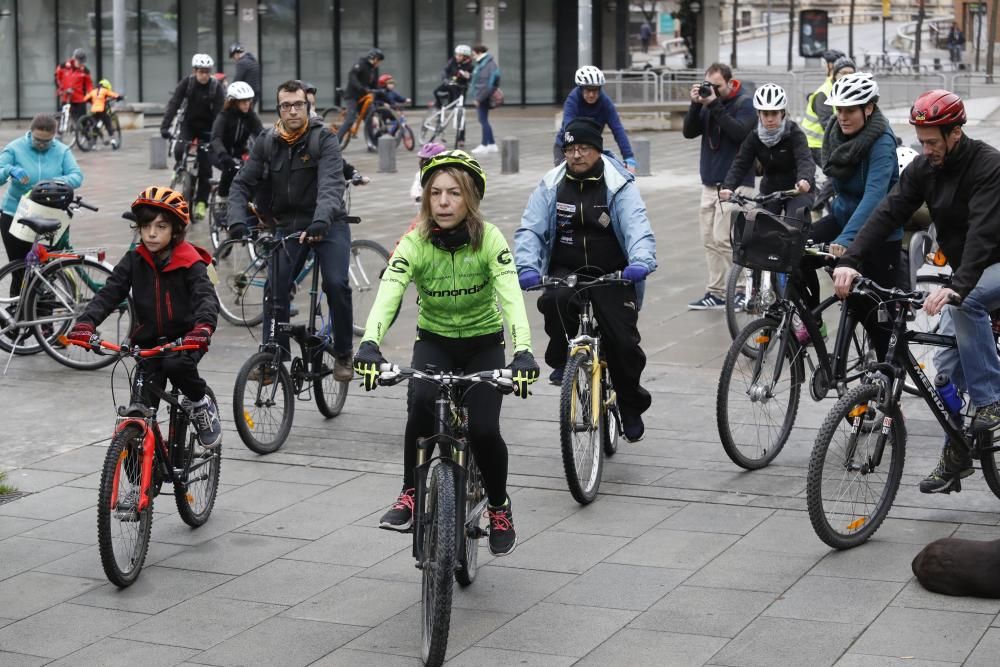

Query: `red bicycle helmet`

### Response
(910, 90, 967, 127)
(377, 74, 394, 87)
(131, 186, 190, 227)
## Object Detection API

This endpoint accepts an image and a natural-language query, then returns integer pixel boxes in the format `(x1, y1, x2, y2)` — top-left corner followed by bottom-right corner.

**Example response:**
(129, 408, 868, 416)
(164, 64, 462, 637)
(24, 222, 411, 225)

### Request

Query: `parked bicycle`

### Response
(63, 336, 221, 587)
(55, 96, 77, 148)
(420, 93, 466, 148)
(75, 99, 123, 152)
(326, 90, 375, 150)
(375, 364, 514, 666)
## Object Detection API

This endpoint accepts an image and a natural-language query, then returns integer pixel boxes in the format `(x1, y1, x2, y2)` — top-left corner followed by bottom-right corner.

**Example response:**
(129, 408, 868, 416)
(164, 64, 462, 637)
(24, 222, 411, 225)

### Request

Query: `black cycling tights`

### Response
(403, 332, 508, 506)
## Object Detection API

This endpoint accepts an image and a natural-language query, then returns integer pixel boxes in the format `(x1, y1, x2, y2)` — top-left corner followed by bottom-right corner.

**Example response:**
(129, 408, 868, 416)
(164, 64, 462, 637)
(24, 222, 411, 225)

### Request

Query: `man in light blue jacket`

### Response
(0, 113, 83, 266)
(515, 117, 656, 442)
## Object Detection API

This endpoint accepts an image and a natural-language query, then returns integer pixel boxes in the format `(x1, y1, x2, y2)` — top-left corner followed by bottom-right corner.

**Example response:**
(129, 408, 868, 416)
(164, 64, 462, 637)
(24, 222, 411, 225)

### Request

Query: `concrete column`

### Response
(237, 0, 261, 58)
(579, 0, 594, 66)
(480, 0, 500, 55)
(696, 0, 721, 69)
(113, 0, 126, 95)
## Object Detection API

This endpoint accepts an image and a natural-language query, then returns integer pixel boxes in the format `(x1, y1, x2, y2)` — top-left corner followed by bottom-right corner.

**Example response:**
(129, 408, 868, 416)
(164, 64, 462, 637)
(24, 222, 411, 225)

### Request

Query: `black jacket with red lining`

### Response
(80, 241, 219, 346)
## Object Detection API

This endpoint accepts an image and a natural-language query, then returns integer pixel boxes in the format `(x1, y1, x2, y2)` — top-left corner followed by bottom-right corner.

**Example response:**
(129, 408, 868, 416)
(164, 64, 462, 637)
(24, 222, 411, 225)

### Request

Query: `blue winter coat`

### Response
(829, 128, 901, 247)
(0, 132, 84, 216)
(555, 88, 634, 161)
(470, 53, 500, 105)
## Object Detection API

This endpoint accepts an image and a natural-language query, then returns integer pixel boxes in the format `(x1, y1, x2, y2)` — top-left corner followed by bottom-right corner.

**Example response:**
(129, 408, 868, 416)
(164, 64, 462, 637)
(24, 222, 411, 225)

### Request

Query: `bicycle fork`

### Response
(110, 416, 157, 513)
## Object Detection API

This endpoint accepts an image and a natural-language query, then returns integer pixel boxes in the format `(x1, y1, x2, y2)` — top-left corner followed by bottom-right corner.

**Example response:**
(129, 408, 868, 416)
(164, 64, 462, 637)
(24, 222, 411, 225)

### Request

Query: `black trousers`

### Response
(538, 269, 652, 419)
(209, 153, 239, 199)
(174, 125, 213, 205)
(139, 350, 207, 408)
(1, 212, 32, 297)
(404, 332, 508, 506)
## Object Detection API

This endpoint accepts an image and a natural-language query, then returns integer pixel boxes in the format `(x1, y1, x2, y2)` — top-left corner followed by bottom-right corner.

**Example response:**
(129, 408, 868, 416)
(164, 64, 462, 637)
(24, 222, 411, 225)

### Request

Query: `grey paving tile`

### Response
(61, 470, 102, 490)
(548, 498, 683, 538)
(0, 603, 147, 659)
(46, 637, 198, 667)
(491, 530, 630, 574)
(20, 508, 97, 545)
(29, 446, 107, 474)
(0, 570, 103, 618)
(652, 468, 806, 496)
(711, 616, 864, 667)
(205, 559, 360, 606)
(209, 458, 292, 486)
(873, 517, 959, 544)
(477, 602, 637, 658)
(0, 652, 49, 667)
(545, 562, 690, 611)
(236, 497, 364, 540)
(446, 647, 577, 666)
(310, 648, 422, 666)
(149, 508, 263, 546)
(892, 579, 1000, 614)
(0, 516, 45, 541)
(630, 585, 776, 638)
(965, 626, 1000, 667)
(835, 656, 959, 667)
(606, 528, 738, 570)
(737, 511, 837, 557)
(451, 564, 576, 615)
(850, 606, 992, 663)
(0, 536, 85, 581)
(156, 532, 308, 575)
(656, 502, 774, 535)
(190, 616, 365, 667)
(260, 465, 361, 486)
(71, 566, 232, 614)
(360, 546, 447, 583)
(284, 576, 421, 626)
(684, 544, 819, 593)
(304, 473, 403, 516)
(283, 524, 409, 567)
(2, 468, 83, 493)
(763, 574, 904, 625)
(114, 596, 284, 650)
(811, 540, 924, 582)
(33, 541, 185, 580)
(215, 478, 328, 514)
(577, 627, 727, 666)
(0, 485, 95, 521)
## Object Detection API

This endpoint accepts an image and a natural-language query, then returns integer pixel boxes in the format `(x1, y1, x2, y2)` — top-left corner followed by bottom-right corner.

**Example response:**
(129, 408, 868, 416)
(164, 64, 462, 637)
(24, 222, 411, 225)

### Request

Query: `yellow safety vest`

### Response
(802, 78, 833, 149)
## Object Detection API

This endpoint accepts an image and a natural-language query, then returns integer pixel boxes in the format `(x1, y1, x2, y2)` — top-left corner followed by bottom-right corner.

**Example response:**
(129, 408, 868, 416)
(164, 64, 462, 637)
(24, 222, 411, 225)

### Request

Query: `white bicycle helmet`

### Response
(191, 53, 214, 69)
(454, 44, 473, 57)
(226, 81, 254, 100)
(575, 66, 606, 87)
(826, 72, 879, 107)
(753, 83, 787, 111)
(897, 146, 919, 174)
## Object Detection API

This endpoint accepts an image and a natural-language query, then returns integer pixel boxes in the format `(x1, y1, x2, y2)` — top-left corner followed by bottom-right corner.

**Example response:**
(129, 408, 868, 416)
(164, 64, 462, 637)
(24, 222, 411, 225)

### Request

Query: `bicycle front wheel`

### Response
(422, 463, 456, 667)
(110, 115, 122, 150)
(207, 188, 224, 252)
(726, 265, 780, 357)
(214, 237, 266, 327)
(30, 257, 134, 370)
(0, 259, 44, 355)
(234, 351, 295, 454)
(977, 432, 1000, 500)
(98, 423, 153, 588)
(420, 115, 445, 145)
(560, 349, 603, 504)
(313, 349, 349, 418)
(349, 239, 390, 336)
(455, 455, 483, 586)
(75, 117, 96, 152)
(807, 384, 905, 549)
(717, 317, 802, 469)
(174, 388, 222, 527)
(401, 125, 416, 151)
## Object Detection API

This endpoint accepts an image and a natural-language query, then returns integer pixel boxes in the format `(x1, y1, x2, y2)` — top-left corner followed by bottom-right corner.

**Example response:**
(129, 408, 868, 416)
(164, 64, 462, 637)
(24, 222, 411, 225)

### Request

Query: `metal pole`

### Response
(882, 16, 887, 54)
(731, 0, 739, 68)
(767, 0, 772, 66)
(849, 0, 855, 58)
(113, 0, 126, 95)
(787, 0, 794, 71)
(914, 0, 925, 68)
(987, 0, 999, 81)
(976, 3, 984, 72)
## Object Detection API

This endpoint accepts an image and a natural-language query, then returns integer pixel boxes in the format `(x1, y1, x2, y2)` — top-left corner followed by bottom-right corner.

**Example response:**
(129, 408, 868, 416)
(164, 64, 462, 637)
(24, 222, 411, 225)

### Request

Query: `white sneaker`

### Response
(485, 144, 499, 153)
(470, 145, 488, 155)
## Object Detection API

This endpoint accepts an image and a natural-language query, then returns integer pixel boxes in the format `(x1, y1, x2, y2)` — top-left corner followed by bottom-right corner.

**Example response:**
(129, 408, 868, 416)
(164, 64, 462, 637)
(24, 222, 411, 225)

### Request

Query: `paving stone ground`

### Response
(3, 108, 1000, 665)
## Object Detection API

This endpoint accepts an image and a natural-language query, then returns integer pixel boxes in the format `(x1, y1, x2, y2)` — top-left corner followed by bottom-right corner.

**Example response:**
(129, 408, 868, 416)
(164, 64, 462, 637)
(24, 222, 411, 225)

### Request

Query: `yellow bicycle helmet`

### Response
(99, 79, 112, 90)
(419, 150, 487, 199)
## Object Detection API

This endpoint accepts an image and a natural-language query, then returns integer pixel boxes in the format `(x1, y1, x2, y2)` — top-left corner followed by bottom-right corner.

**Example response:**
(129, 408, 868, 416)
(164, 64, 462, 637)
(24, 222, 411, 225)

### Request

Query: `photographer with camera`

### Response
(682, 63, 756, 310)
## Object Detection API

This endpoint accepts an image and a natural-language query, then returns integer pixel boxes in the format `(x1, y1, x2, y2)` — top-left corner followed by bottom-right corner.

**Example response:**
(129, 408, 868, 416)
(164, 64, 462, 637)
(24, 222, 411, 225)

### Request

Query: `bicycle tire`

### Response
(75, 116, 96, 152)
(806, 383, 905, 549)
(111, 115, 122, 150)
(726, 265, 779, 357)
(420, 115, 445, 145)
(402, 125, 416, 151)
(979, 432, 1000, 500)
(97, 423, 153, 588)
(313, 349, 349, 418)
(349, 239, 390, 336)
(900, 273, 951, 396)
(601, 373, 620, 458)
(29, 257, 134, 371)
(322, 107, 342, 124)
(560, 349, 603, 504)
(174, 388, 222, 527)
(214, 237, 266, 327)
(455, 454, 482, 586)
(0, 259, 44, 355)
(234, 351, 295, 454)
(422, 463, 456, 667)
(207, 188, 224, 252)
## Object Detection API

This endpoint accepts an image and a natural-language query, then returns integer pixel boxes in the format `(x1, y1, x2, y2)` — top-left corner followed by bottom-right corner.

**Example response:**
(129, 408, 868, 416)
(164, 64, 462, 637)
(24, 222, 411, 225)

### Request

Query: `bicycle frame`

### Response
(566, 298, 605, 430)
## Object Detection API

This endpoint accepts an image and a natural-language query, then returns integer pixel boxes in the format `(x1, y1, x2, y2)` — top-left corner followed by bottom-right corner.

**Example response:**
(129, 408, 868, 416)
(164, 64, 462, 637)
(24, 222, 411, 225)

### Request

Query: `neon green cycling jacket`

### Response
(362, 222, 533, 353)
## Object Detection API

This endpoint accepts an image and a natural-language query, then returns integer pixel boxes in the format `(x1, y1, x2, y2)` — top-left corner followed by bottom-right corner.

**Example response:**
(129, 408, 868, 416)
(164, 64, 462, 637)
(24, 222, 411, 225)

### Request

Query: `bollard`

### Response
(377, 135, 396, 173)
(633, 137, 651, 177)
(149, 135, 168, 170)
(933, 57, 942, 71)
(501, 137, 519, 174)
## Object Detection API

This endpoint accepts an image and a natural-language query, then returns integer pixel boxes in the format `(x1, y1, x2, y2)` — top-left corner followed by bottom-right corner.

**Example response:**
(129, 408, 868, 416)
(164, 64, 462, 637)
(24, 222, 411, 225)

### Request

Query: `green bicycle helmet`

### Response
(420, 149, 487, 199)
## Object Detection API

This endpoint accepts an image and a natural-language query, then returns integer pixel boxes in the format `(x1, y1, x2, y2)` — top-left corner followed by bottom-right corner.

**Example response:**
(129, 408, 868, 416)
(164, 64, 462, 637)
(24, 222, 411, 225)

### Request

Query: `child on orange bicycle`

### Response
(67, 187, 223, 448)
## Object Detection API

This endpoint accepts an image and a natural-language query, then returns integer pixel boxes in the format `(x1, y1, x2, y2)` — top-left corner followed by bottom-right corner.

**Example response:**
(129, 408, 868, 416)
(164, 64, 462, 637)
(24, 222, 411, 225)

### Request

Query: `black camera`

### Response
(698, 81, 716, 98)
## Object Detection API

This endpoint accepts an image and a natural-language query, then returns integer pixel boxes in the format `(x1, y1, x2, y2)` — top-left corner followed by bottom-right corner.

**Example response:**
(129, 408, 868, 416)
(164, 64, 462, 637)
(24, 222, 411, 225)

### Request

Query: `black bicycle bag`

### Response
(731, 208, 806, 274)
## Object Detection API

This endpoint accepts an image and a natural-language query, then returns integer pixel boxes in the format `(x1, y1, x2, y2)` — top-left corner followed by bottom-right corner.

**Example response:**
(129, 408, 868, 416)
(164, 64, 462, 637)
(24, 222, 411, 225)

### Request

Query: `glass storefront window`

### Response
(99, 0, 140, 98)
(0, 0, 16, 118)
(525, 0, 555, 103)
(415, 0, 446, 103)
(17, 0, 57, 116)
(339, 0, 375, 98)
(259, 0, 296, 112)
(140, 1, 179, 103)
(300, 0, 337, 109)
(498, 0, 522, 105)
(376, 0, 413, 101)
(179, 0, 218, 67)
(454, 3, 477, 48)
(58, 0, 94, 65)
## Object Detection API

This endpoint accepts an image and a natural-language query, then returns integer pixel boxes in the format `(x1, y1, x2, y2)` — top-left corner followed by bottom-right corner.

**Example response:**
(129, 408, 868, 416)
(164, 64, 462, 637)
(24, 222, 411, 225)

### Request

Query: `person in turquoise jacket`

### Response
(0, 113, 84, 266)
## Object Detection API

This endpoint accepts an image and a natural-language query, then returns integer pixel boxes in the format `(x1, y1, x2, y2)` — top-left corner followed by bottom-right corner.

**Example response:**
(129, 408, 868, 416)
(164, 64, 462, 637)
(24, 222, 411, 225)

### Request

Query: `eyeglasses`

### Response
(562, 145, 595, 157)
(31, 135, 53, 146)
(279, 101, 307, 112)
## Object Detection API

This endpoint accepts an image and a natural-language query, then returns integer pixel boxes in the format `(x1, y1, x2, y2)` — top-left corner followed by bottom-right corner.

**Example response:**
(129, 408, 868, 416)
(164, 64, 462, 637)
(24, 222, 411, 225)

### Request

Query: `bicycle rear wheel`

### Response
(174, 388, 222, 527)
(98, 423, 153, 588)
(978, 432, 1000, 500)
(75, 117, 96, 152)
(420, 114, 445, 145)
(560, 349, 603, 504)
(30, 257, 134, 370)
(807, 384, 905, 549)
(401, 125, 416, 151)
(717, 317, 802, 469)
(0, 259, 44, 355)
(422, 463, 456, 667)
(726, 265, 780, 357)
(207, 187, 225, 252)
(214, 237, 266, 327)
(349, 239, 390, 336)
(313, 349, 349, 418)
(602, 373, 620, 458)
(455, 455, 483, 586)
(110, 115, 122, 150)
(234, 350, 295, 454)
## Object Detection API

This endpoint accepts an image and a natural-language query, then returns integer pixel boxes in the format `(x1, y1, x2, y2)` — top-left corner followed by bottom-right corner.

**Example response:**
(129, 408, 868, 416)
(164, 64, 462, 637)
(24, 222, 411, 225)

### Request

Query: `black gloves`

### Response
(353, 340, 387, 391)
(304, 221, 329, 239)
(507, 350, 540, 399)
(160, 128, 172, 140)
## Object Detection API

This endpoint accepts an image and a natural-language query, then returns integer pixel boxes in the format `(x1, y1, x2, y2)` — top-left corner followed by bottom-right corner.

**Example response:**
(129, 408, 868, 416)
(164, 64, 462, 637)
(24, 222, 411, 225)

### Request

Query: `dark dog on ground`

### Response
(912, 537, 1000, 597)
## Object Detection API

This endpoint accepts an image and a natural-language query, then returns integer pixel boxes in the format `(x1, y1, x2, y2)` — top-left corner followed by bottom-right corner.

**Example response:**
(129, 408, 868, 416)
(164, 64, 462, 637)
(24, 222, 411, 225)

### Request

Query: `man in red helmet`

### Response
(832, 90, 1000, 494)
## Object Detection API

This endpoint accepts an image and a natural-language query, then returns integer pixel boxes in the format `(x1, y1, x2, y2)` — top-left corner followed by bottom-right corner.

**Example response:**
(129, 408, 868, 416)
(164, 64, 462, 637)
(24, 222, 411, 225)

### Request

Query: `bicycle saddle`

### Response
(18, 217, 61, 235)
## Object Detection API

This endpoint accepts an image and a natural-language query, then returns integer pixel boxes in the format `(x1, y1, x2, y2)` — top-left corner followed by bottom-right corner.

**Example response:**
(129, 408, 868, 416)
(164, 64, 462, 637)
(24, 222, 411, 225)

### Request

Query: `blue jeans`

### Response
(263, 222, 354, 361)
(934, 263, 1000, 408)
(477, 103, 494, 146)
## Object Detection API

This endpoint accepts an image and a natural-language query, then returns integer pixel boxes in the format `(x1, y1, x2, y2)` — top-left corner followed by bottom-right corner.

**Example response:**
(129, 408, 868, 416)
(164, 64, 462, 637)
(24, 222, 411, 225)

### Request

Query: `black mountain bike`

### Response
(376, 364, 514, 667)
(232, 231, 351, 454)
(807, 277, 1000, 550)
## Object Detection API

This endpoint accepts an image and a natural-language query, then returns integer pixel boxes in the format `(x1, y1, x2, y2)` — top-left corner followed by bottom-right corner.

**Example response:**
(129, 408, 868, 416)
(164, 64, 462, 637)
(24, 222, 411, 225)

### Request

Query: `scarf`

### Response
(429, 223, 471, 251)
(757, 119, 786, 148)
(274, 119, 308, 145)
(821, 108, 889, 181)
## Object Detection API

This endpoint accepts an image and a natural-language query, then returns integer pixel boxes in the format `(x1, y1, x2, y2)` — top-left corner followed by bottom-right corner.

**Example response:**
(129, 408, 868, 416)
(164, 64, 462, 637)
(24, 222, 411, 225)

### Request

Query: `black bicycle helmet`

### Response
(367, 48, 385, 61)
(29, 180, 75, 210)
(228, 42, 245, 57)
(822, 49, 846, 63)
(72, 48, 86, 62)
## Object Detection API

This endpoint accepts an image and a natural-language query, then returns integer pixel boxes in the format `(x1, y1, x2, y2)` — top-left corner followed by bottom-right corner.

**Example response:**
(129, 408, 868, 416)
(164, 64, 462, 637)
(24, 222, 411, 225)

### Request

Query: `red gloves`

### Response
(183, 324, 213, 351)
(67, 322, 96, 346)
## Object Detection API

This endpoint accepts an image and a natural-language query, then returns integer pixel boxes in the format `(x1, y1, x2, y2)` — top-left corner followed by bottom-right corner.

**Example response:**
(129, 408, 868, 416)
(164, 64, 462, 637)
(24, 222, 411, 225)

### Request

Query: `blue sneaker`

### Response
(188, 398, 222, 449)
(688, 292, 725, 310)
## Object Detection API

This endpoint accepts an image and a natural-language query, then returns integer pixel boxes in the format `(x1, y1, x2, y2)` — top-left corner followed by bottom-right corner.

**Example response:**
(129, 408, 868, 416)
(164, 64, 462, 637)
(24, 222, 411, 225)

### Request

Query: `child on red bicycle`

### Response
(67, 186, 222, 448)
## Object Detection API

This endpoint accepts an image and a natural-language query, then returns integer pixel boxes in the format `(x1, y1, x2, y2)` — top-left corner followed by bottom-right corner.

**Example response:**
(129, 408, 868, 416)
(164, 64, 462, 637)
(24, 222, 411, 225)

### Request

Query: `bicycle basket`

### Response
(9, 197, 72, 246)
(731, 208, 805, 274)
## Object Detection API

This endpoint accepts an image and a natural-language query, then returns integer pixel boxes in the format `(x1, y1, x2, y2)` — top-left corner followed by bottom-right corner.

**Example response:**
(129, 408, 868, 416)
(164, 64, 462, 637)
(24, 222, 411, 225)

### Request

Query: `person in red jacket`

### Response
(54, 48, 94, 121)
(67, 186, 222, 449)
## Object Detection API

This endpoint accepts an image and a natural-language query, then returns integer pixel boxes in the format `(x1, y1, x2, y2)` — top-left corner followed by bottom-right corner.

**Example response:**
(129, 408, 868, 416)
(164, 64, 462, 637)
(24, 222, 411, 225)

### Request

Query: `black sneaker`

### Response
(188, 398, 223, 449)
(973, 401, 1000, 434)
(334, 355, 354, 382)
(919, 441, 974, 494)
(549, 366, 564, 386)
(487, 498, 516, 556)
(622, 412, 645, 443)
(379, 488, 415, 531)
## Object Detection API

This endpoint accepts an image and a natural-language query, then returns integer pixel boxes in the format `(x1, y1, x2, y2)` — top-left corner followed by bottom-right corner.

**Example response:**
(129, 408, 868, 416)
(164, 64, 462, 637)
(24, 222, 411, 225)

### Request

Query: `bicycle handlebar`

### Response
(851, 276, 926, 306)
(73, 196, 98, 212)
(60, 336, 201, 357)
(729, 189, 800, 207)
(376, 365, 515, 393)
(525, 271, 632, 292)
